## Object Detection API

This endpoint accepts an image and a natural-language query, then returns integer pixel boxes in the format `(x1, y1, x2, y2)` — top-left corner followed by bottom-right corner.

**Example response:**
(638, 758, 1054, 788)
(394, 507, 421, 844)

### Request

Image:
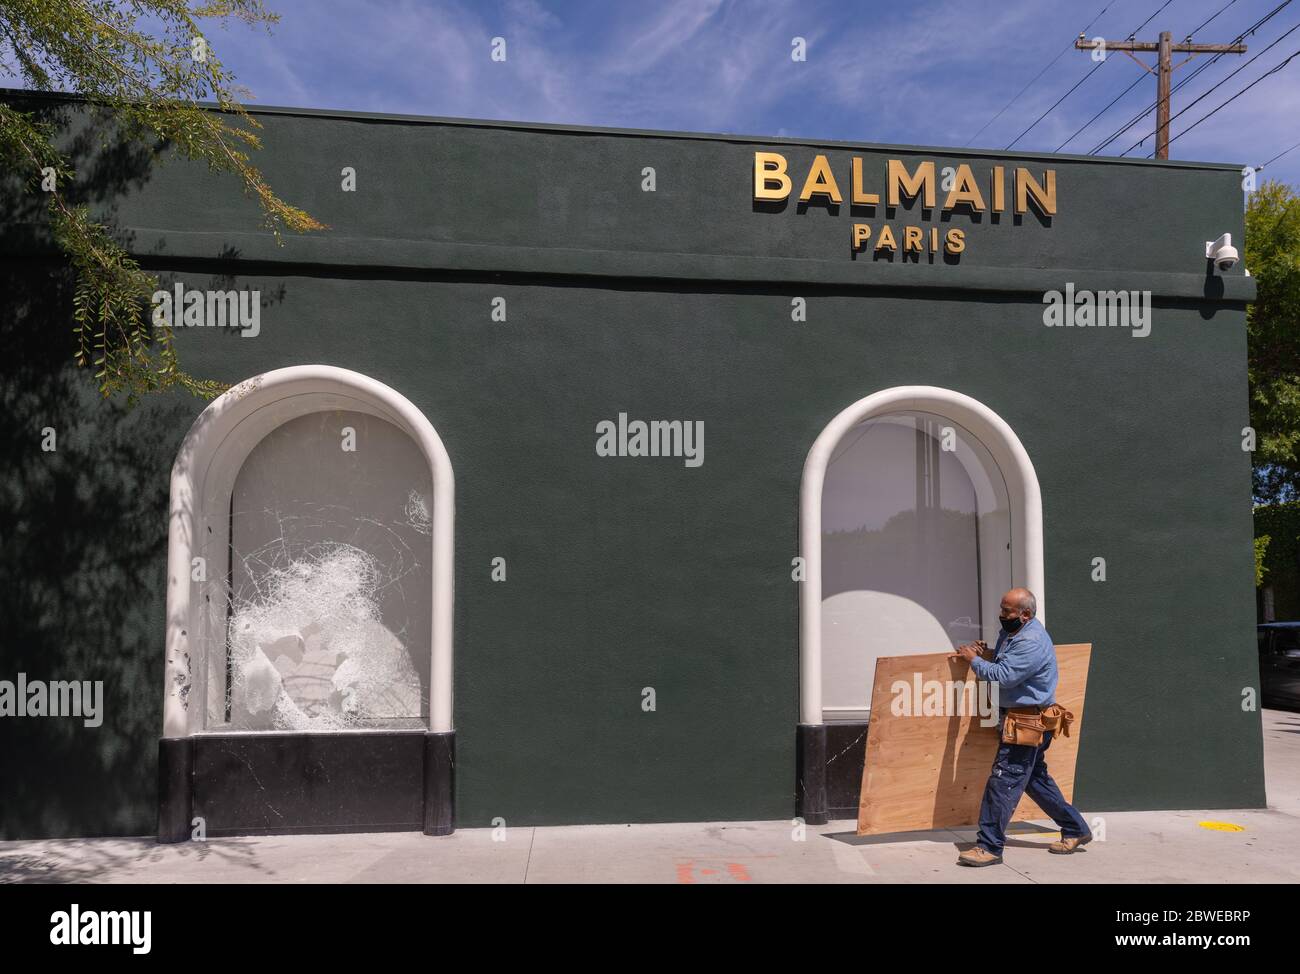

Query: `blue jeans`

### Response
(975, 712, 1091, 855)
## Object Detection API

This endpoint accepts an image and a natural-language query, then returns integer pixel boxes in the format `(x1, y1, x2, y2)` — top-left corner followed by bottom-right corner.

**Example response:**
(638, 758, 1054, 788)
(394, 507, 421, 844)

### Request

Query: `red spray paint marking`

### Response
(675, 859, 755, 884)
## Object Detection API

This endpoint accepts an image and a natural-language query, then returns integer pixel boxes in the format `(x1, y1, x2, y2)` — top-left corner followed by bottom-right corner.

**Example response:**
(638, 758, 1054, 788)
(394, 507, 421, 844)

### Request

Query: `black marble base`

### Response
(825, 721, 870, 820)
(155, 729, 456, 841)
(423, 731, 455, 835)
(795, 723, 827, 825)
(156, 736, 194, 844)
(795, 721, 872, 824)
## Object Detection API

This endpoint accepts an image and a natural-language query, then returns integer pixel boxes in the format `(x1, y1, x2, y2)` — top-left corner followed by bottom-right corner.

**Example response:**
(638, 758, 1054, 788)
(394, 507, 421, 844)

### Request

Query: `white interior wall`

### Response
(819, 412, 1010, 721)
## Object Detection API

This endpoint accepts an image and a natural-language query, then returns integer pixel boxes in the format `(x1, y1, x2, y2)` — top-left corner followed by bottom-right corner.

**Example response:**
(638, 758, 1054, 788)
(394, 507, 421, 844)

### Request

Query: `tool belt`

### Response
(1000, 703, 1074, 746)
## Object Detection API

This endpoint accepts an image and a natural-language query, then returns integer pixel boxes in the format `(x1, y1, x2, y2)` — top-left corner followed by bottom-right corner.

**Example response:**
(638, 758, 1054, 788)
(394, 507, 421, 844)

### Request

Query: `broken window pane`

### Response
(211, 410, 433, 731)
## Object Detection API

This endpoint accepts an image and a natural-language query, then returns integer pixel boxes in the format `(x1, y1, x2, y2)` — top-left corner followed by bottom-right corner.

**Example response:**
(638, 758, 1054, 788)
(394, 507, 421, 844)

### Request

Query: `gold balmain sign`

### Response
(752, 151, 1056, 257)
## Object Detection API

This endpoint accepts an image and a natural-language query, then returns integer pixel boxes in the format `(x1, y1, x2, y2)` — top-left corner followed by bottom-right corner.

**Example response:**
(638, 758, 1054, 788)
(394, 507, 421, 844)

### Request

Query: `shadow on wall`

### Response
(0, 101, 196, 839)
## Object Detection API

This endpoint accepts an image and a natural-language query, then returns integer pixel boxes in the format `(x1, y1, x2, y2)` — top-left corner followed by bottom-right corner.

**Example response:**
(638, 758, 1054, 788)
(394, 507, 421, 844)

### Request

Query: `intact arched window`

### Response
(799, 386, 1043, 725)
(819, 411, 1011, 720)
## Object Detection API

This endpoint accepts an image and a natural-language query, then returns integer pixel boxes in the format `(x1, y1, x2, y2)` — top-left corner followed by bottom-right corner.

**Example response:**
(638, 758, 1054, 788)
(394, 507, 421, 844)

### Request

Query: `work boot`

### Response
(1048, 834, 1093, 855)
(957, 846, 1002, 867)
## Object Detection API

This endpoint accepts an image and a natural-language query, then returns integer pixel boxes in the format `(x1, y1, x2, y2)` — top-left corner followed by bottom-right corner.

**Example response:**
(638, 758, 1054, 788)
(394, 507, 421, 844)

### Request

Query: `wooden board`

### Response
(856, 643, 1091, 836)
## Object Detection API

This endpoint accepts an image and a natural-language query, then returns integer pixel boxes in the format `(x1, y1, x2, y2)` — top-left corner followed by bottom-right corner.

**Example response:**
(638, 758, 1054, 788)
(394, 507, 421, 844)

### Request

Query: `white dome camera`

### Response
(1205, 232, 1239, 272)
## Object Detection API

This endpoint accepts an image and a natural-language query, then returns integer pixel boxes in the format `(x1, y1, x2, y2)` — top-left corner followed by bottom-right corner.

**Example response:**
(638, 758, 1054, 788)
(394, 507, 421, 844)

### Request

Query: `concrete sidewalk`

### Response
(4, 708, 1299, 884)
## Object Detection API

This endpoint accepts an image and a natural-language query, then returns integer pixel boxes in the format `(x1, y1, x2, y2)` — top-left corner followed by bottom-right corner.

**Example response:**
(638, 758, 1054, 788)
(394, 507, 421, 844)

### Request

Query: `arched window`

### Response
(799, 386, 1043, 726)
(819, 410, 1012, 720)
(221, 409, 433, 731)
(162, 366, 454, 738)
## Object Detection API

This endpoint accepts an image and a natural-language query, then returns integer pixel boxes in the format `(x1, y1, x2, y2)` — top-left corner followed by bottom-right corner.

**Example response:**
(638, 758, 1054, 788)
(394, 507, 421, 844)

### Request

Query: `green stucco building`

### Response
(0, 93, 1264, 839)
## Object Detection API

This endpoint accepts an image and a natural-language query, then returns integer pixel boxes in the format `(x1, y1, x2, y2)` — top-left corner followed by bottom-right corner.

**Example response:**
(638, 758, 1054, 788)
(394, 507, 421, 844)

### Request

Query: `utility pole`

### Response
(1075, 32, 1246, 159)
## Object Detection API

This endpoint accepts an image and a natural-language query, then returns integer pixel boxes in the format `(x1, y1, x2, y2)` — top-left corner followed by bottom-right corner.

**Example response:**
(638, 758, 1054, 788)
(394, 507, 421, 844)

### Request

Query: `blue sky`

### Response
(206, 0, 1300, 185)
(16, 0, 1300, 184)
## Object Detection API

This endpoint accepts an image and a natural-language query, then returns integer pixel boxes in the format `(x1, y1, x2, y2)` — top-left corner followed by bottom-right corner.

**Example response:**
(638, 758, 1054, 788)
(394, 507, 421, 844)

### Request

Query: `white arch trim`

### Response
(799, 386, 1043, 725)
(163, 366, 455, 737)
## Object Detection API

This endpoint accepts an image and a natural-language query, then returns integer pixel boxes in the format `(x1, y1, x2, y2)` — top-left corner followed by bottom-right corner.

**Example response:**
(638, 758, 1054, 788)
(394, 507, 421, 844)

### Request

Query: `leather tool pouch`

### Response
(1039, 703, 1075, 739)
(1001, 704, 1075, 745)
(1001, 707, 1047, 746)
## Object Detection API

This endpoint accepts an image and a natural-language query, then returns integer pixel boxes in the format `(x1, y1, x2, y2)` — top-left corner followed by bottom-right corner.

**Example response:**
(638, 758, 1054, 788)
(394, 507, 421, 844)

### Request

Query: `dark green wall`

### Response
(0, 97, 1264, 837)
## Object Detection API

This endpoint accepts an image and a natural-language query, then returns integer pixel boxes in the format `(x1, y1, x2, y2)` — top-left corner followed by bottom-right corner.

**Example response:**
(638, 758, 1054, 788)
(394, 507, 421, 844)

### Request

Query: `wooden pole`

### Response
(1156, 31, 1172, 160)
(1073, 33, 1247, 159)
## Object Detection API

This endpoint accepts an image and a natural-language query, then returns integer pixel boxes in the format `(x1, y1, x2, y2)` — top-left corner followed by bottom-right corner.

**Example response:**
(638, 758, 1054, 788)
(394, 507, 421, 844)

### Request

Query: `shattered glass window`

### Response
(211, 410, 433, 731)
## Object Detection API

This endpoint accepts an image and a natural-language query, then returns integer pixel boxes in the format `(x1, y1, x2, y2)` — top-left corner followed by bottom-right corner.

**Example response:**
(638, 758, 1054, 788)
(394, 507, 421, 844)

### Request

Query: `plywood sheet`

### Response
(856, 643, 1091, 836)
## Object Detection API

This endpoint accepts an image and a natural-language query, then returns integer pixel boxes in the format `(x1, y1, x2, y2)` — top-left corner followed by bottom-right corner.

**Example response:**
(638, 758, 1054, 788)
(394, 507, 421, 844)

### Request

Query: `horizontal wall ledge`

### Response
(2, 223, 1255, 303)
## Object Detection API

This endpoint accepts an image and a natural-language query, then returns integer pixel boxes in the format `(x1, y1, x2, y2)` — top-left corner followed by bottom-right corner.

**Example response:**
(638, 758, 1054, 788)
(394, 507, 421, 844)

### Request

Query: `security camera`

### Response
(1205, 232, 1239, 271)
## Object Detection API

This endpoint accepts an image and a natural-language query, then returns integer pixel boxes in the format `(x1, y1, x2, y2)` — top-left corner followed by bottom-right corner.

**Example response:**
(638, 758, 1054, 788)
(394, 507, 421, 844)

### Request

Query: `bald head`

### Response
(1002, 588, 1037, 618)
(997, 588, 1037, 637)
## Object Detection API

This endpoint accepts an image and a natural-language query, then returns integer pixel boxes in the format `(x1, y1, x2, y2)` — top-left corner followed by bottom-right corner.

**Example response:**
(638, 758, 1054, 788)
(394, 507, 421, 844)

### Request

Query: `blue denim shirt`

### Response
(969, 616, 1057, 707)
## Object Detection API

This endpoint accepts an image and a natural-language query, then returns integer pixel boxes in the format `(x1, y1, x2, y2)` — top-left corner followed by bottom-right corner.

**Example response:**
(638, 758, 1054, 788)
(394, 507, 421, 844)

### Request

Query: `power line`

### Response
(963, 3, 1114, 146)
(1006, 59, 1107, 148)
(1122, 19, 1300, 154)
(1188, 0, 1241, 35)
(1165, 46, 1300, 149)
(1055, 72, 1145, 151)
(1260, 138, 1300, 167)
(1060, 1, 1244, 151)
(1072, 10, 1251, 159)
(1090, 0, 1292, 153)
(1098, 0, 1292, 153)
(1006, 0, 1180, 150)
(1131, 0, 1180, 36)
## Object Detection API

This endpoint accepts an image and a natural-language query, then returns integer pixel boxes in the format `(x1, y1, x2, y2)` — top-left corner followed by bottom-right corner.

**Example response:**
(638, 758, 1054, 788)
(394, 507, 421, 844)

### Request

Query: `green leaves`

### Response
(1247, 181, 1300, 503)
(0, 1, 323, 402)
(1255, 535, 1270, 588)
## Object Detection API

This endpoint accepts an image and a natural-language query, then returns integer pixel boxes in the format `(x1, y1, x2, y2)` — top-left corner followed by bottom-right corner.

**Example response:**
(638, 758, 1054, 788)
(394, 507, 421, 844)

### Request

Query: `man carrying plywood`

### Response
(952, 588, 1092, 867)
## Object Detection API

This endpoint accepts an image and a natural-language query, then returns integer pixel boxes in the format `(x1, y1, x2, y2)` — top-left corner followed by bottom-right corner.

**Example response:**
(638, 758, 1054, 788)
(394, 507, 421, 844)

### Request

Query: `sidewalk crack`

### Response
(522, 828, 536, 884)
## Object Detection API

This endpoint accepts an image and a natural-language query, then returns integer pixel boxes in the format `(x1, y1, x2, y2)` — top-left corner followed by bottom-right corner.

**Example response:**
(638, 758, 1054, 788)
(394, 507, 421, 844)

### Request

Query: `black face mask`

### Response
(1000, 615, 1025, 635)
